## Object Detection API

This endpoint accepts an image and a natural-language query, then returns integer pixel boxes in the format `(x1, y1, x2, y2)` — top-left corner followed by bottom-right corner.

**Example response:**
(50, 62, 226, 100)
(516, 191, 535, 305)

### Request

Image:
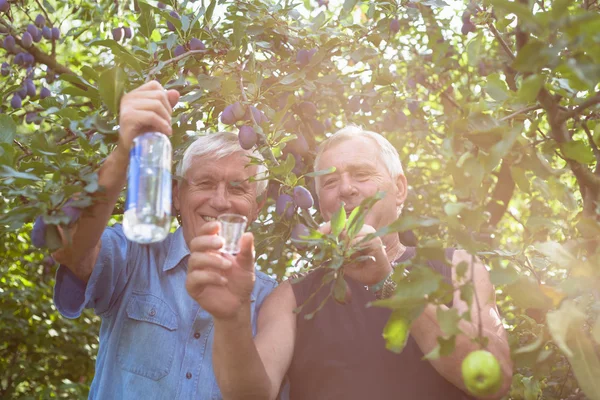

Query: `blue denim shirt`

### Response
(53, 224, 277, 400)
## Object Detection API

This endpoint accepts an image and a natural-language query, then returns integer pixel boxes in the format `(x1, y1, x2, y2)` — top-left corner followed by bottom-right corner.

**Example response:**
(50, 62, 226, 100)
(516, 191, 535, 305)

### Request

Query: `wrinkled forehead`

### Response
(185, 152, 258, 181)
(317, 136, 381, 170)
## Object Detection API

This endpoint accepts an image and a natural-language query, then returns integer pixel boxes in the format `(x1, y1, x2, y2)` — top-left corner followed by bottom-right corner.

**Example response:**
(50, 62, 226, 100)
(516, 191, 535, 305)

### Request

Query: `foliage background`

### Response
(1, 0, 600, 398)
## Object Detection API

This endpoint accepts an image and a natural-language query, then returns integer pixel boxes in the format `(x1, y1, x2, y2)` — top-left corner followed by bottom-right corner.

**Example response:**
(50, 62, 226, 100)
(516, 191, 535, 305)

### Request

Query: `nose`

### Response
(210, 183, 232, 212)
(339, 173, 357, 198)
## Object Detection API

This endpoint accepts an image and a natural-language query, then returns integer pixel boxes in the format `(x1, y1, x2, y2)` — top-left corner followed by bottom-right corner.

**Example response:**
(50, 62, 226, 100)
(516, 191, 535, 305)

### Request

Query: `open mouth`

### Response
(202, 215, 218, 222)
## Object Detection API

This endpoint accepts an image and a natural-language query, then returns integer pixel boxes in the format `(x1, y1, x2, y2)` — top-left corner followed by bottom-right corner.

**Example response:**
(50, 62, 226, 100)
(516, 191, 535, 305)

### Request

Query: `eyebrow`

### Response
(324, 163, 376, 176)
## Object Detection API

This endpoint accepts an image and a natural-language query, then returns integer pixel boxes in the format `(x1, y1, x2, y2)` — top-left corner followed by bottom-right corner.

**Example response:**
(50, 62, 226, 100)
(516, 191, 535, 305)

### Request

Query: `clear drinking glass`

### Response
(218, 214, 248, 254)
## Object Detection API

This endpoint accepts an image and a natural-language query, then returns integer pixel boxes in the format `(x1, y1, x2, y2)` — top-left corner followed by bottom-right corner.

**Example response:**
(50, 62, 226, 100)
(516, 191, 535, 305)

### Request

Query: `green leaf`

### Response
(504, 277, 551, 310)
(97, 66, 126, 115)
(384, 216, 440, 234)
(547, 300, 586, 358)
(342, 0, 360, 13)
(304, 166, 335, 178)
(382, 310, 411, 354)
(437, 308, 462, 337)
(512, 40, 547, 73)
(566, 328, 600, 400)
(0, 115, 17, 144)
(489, 264, 520, 286)
(485, 74, 509, 101)
(517, 74, 544, 103)
(511, 166, 531, 193)
(423, 335, 456, 360)
(0, 166, 41, 181)
(534, 241, 576, 268)
(137, 1, 156, 38)
(205, 0, 216, 25)
(333, 277, 348, 303)
(560, 141, 596, 164)
(330, 203, 346, 237)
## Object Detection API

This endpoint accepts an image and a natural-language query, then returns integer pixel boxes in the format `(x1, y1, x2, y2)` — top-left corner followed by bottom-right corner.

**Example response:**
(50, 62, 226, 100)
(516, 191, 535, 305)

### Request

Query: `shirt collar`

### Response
(163, 227, 190, 272)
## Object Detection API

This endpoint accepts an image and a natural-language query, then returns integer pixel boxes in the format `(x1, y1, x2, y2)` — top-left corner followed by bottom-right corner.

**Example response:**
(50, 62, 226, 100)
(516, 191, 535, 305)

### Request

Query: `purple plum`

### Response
(11, 94, 22, 109)
(239, 125, 258, 150)
(35, 14, 46, 27)
(21, 32, 33, 48)
(293, 186, 314, 209)
(31, 216, 46, 248)
(220, 105, 237, 125)
(189, 38, 205, 51)
(276, 194, 295, 218)
(291, 223, 310, 241)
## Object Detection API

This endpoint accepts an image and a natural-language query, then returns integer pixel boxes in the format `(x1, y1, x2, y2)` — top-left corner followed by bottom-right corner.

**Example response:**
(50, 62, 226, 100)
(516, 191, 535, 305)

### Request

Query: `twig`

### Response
(558, 363, 572, 399)
(56, 128, 96, 146)
(560, 92, 600, 121)
(499, 105, 541, 122)
(145, 49, 216, 82)
(237, 59, 279, 166)
(483, 17, 515, 60)
(13, 139, 31, 155)
(33, 0, 52, 28)
(470, 254, 484, 347)
(581, 122, 600, 175)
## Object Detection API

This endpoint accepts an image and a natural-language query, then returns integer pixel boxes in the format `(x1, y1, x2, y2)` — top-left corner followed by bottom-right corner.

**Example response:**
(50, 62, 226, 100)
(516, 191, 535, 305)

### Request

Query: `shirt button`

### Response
(149, 308, 156, 317)
(186, 372, 192, 379)
(194, 332, 201, 339)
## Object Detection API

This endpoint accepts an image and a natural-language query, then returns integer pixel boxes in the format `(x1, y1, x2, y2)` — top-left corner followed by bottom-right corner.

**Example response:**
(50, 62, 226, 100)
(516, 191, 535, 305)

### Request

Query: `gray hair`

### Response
(313, 124, 405, 215)
(177, 132, 268, 196)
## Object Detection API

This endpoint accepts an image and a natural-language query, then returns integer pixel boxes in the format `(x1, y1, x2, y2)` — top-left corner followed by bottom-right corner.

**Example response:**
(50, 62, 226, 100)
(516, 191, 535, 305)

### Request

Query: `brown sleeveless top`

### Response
(287, 247, 474, 400)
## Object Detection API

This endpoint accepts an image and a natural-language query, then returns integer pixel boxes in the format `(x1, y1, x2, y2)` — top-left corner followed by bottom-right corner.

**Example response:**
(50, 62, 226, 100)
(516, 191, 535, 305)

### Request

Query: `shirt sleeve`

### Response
(53, 224, 135, 319)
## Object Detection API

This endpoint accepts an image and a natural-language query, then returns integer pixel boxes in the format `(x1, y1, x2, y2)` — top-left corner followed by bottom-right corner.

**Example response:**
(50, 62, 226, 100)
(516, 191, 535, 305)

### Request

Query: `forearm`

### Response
(213, 303, 273, 400)
(52, 145, 130, 282)
(410, 304, 512, 399)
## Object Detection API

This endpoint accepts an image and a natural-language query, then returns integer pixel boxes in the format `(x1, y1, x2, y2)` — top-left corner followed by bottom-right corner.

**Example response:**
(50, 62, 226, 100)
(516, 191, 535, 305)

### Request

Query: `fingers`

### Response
(235, 232, 255, 272)
(189, 228, 224, 254)
(166, 89, 180, 107)
(123, 109, 172, 136)
(186, 269, 227, 294)
(128, 98, 172, 125)
(318, 221, 331, 235)
(188, 251, 232, 272)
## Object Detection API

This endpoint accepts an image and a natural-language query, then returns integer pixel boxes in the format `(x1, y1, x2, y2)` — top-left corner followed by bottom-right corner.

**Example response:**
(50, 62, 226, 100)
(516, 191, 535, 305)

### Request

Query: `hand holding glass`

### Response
(217, 214, 248, 254)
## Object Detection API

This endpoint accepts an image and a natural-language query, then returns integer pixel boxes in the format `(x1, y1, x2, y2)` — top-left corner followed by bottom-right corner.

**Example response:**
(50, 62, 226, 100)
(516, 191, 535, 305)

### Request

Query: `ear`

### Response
(172, 179, 181, 212)
(394, 173, 408, 208)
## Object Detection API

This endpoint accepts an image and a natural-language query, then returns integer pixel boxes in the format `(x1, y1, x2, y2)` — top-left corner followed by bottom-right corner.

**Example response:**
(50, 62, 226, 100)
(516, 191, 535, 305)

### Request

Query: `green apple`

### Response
(461, 350, 503, 396)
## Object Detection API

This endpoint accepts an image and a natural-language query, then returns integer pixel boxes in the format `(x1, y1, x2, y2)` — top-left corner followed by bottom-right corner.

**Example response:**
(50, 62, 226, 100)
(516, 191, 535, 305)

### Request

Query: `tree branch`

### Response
(33, 0, 53, 29)
(237, 59, 279, 166)
(0, 19, 79, 81)
(145, 49, 225, 82)
(13, 139, 31, 156)
(560, 92, 600, 122)
(582, 122, 600, 175)
(499, 105, 541, 122)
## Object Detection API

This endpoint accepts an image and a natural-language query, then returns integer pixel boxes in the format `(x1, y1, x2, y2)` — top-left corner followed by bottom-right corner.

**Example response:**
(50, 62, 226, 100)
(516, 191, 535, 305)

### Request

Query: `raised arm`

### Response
(409, 249, 513, 399)
(185, 222, 295, 400)
(52, 81, 179, 282)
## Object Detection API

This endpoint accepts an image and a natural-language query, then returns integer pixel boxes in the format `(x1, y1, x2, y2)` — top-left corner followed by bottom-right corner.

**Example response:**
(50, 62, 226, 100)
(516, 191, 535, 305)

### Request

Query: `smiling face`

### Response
(173, 152, 261, 247)
(316, 136, 407, 230)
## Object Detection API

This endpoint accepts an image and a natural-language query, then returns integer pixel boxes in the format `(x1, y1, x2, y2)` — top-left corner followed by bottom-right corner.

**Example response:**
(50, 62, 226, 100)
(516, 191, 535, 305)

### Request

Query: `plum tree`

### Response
(173, 45, 185, 57)
(0, 0, 9, 13)
(10, 94, 22, 109)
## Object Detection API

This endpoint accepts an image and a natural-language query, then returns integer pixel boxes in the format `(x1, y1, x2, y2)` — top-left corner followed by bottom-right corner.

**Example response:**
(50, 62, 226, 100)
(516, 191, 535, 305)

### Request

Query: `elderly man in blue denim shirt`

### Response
(51, 81, 277, 399)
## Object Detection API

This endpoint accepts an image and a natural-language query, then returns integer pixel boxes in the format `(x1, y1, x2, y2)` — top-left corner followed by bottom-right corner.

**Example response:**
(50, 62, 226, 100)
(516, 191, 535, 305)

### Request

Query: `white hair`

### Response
(177, 132, 268, 196)
(313, 124, 405, 215)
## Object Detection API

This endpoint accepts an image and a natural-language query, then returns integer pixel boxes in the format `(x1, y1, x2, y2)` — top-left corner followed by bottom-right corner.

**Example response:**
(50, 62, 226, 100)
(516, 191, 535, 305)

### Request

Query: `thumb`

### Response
(167, 89, 180, 108)
(318, 221, 331, 235)
(236, 232, 255, 272)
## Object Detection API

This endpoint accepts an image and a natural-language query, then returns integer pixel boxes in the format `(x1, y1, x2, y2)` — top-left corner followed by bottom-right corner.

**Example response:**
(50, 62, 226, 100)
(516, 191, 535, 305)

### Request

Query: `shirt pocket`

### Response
(117, 293, 179, 381)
